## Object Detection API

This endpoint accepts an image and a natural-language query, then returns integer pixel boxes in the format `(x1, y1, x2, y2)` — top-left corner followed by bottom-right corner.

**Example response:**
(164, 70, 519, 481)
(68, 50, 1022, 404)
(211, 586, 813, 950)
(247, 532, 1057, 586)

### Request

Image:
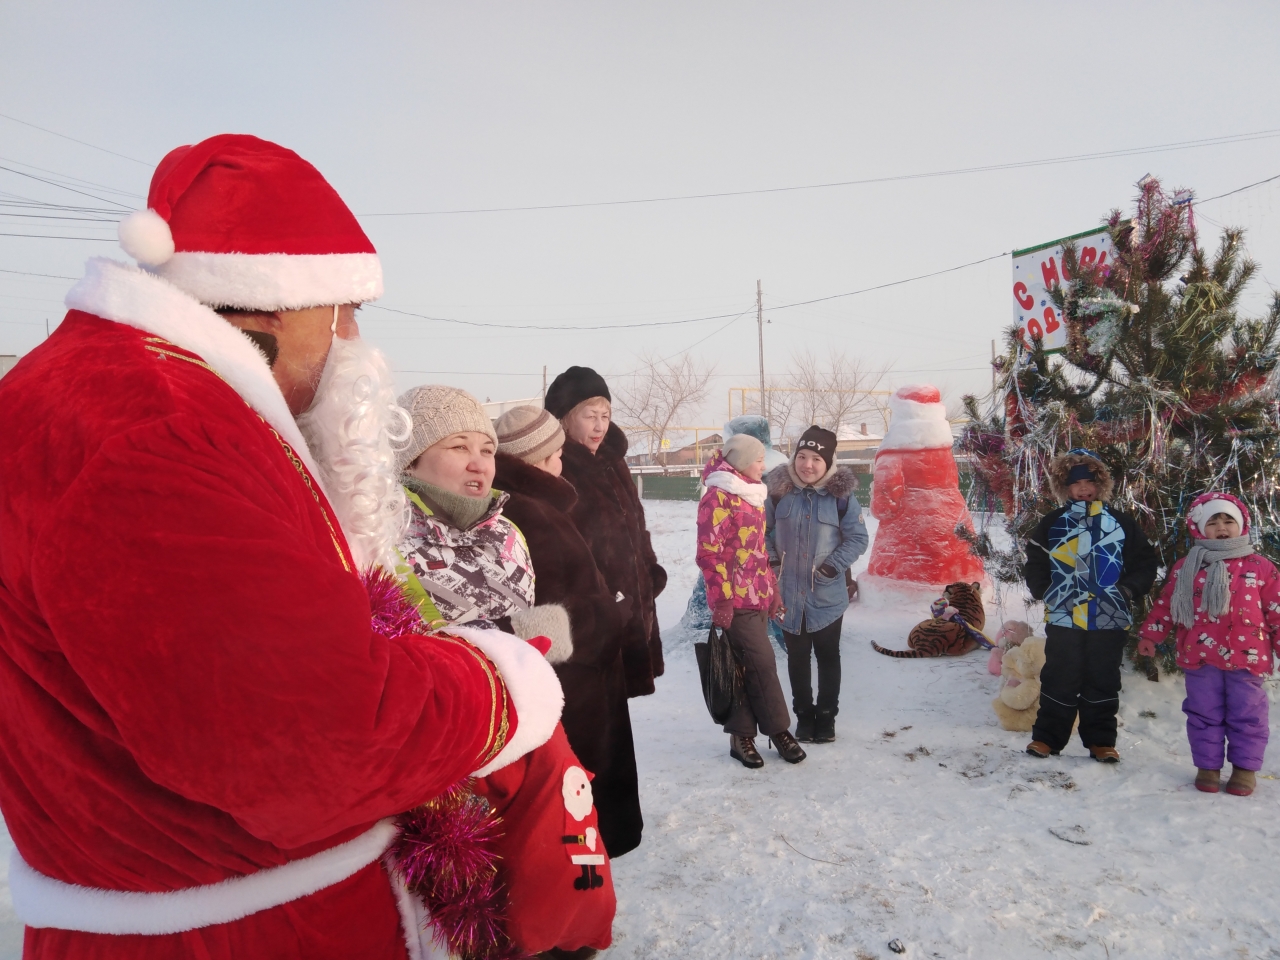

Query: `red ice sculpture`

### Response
(866, 384, 984, 585)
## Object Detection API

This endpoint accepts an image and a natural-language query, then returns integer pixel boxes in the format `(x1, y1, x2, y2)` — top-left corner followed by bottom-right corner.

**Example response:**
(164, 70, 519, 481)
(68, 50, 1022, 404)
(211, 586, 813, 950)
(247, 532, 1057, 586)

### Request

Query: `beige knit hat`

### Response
(396, 385, 498, 473)
(722, 433, 765, 473)
(495, 405, 565, 465)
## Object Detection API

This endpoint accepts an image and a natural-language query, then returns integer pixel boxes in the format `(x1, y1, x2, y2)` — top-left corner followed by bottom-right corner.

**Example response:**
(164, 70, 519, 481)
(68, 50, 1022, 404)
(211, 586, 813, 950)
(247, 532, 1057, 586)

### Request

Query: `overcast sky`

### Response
(2, 2, 1278, 435)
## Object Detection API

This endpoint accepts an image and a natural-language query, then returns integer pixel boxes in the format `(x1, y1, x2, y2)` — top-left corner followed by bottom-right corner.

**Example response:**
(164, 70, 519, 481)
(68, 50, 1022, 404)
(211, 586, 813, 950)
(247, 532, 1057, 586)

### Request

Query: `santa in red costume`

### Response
(0, 135, 562, 959)
(866, 384, 984, 586)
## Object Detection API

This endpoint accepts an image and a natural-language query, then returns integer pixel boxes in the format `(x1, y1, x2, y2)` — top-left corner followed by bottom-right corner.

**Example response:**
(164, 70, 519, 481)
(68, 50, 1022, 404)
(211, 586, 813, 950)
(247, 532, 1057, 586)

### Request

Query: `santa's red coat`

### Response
(0, 260, 559, 958)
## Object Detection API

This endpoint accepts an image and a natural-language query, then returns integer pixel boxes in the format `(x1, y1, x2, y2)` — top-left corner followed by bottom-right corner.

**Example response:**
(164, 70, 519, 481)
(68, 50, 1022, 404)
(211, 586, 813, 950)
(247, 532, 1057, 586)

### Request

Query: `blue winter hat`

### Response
(1067, 463, 1096, 484)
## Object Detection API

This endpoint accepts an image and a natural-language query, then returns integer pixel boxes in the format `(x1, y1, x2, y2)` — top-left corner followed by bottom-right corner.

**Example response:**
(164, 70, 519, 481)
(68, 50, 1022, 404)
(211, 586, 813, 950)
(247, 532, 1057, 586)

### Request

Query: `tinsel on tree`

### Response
(959, 175, 1280, 676)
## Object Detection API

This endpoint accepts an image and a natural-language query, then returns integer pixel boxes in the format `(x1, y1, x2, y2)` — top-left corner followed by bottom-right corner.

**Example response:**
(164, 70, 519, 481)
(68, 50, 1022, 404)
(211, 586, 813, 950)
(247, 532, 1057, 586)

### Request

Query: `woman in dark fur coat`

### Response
(545, 367, 667, 705)
(494, 403, 648, 859)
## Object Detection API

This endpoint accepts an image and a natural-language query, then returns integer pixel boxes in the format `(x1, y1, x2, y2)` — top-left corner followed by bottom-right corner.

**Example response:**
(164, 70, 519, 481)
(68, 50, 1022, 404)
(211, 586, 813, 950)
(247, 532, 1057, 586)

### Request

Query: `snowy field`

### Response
(1, 500, 1277, 959)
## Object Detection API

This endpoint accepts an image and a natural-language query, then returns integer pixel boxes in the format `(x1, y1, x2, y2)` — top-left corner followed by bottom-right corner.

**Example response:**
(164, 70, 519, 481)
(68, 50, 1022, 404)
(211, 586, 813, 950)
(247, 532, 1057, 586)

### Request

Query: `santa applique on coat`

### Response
(562, 765, 606, 890)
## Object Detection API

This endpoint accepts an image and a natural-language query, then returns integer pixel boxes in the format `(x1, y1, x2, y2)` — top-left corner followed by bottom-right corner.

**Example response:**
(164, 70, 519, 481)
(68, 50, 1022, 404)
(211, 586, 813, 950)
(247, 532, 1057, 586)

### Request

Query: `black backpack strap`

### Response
(836, 496, 848, 520)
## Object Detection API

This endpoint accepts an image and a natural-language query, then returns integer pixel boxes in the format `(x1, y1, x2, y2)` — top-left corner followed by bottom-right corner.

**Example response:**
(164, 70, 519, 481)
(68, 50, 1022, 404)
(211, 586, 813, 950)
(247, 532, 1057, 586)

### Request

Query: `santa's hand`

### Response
(1137, 638, 1156, 658)
(712, 599, 735, 629)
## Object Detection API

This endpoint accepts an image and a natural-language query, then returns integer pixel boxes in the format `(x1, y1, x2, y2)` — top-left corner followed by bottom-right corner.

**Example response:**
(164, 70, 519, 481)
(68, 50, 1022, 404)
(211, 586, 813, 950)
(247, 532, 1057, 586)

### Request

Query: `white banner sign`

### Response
(1011, 228, 1112, 352)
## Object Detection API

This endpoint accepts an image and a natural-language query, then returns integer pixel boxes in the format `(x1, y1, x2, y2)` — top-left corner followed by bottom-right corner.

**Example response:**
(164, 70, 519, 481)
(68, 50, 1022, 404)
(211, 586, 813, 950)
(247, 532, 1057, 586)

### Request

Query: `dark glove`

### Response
(712, 598, 735, 629)
(817, 563, 838, 580)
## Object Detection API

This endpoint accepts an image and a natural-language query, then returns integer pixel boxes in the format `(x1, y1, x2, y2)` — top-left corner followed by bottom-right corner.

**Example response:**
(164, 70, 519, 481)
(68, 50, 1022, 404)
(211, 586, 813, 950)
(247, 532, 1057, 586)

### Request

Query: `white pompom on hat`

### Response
(1189, 497, 1245, 536)
(116, 134, 383, 311)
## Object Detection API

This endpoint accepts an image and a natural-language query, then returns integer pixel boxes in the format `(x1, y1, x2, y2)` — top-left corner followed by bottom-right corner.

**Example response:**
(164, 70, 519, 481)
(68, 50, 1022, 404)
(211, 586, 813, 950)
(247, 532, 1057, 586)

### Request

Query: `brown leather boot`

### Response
(769, 730, 807, 764)
(1195, 768, 1222, 793)
(1026, 740, 1058, 758)
(1226, 765, 1256, 797)
(729, 735, 764, 768)
(1089, 745, 1120, 763)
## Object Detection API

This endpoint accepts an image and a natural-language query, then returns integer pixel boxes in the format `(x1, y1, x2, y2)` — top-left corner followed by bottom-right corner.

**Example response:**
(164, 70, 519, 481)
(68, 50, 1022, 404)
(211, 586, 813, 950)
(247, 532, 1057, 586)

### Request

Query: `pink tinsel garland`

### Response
(362, 569, 528, 960)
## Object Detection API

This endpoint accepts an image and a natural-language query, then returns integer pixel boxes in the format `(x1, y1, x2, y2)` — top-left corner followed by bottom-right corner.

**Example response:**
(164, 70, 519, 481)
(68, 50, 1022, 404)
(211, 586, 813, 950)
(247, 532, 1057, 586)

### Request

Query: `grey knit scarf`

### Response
(1169, 535, 1254, 627)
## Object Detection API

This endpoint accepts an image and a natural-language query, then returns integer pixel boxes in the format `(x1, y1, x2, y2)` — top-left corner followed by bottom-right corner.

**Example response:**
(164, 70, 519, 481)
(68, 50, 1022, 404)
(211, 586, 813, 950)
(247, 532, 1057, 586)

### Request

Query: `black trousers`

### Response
(1032, 625, 1128, 751)
(723, 610, 792, 738)
(784, 617, 843, 716)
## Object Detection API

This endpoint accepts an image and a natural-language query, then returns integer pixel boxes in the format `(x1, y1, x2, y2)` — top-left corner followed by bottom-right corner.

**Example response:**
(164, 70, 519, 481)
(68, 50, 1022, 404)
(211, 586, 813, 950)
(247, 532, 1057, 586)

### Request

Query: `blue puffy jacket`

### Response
(764, 463, 869, 634)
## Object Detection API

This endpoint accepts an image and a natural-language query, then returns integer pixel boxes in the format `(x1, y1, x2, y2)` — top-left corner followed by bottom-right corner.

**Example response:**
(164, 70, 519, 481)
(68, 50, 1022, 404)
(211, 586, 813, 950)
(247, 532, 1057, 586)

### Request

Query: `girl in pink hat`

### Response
(1138, 492, 1280, 796)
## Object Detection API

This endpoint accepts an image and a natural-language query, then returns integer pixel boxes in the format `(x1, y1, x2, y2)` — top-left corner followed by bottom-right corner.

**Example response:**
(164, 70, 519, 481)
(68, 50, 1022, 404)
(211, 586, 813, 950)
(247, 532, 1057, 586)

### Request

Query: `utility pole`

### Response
(541, 365, 547, 405)
(756, 279, 765, 419)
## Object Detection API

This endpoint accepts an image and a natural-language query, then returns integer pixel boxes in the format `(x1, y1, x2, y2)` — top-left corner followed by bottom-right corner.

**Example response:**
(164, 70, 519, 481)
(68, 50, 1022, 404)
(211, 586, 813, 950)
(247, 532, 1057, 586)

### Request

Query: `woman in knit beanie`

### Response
(394, 386, 570, 653)
(493, 405, 649, 857)
(697, 434, 804, 767)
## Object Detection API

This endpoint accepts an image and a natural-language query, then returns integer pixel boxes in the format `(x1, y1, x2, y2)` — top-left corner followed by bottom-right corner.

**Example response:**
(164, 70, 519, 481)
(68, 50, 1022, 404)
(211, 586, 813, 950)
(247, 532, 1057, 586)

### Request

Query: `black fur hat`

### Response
(544, 366, 612, 418)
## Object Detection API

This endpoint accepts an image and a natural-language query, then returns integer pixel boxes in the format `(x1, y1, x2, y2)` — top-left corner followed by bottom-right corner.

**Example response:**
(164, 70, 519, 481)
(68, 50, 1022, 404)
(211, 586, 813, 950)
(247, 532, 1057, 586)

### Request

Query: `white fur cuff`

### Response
(448, 625, 564, 777)
(508, 603, 574, 664)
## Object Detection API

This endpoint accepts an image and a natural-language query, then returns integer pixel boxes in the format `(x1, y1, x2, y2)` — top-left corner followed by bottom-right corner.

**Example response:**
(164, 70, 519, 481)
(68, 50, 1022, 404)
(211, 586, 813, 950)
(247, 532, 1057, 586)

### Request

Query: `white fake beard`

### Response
(295, 335, 412, 572)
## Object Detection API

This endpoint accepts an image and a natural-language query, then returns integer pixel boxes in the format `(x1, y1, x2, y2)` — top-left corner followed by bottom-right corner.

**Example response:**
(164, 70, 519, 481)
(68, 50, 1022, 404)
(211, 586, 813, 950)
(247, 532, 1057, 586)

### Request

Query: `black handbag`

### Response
(694, 625, 741, 724)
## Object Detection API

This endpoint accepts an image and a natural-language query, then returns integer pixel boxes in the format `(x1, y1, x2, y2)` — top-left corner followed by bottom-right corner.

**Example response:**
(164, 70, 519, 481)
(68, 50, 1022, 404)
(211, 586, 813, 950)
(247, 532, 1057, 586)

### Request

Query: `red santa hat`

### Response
(880, 384, 955, 451)
(117, 134, 382, 311)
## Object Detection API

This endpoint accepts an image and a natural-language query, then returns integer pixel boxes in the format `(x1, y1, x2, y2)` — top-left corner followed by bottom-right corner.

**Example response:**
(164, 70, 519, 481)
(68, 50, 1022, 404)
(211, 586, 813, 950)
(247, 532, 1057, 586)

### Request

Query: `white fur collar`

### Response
(704, 470, 767, 508)
(65, 258, 328, 494)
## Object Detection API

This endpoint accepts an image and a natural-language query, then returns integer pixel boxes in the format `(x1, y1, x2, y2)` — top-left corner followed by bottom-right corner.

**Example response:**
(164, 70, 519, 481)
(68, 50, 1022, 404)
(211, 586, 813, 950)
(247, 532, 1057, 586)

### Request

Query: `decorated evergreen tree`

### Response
(960, 176, 1280, 676)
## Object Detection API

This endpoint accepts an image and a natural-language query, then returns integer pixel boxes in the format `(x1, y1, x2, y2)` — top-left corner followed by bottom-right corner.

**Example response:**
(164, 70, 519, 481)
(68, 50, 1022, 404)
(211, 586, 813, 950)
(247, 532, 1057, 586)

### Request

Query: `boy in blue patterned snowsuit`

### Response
(1023, 450, 1158, 762)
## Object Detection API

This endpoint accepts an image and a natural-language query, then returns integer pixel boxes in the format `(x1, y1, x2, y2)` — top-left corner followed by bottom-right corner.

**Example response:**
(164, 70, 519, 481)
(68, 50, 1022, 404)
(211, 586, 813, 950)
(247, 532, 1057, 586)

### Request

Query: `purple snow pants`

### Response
(1183, 664, 1270, 771)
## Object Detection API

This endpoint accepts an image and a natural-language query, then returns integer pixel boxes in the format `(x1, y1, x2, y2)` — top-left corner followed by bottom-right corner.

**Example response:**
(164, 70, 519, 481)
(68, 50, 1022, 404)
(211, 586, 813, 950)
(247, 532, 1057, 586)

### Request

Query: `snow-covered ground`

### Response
(1, 500, 1277, 959)
(615, 500, 1280, 960)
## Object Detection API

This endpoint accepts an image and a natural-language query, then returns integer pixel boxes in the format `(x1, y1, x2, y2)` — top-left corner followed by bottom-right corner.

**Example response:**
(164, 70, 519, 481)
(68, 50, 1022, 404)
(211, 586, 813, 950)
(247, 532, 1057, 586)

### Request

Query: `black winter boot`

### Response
(812, 710, 836, 743)
(769, 730, 807, 764)
(729, 735, 764, 768)
(794, 711, 816, 743)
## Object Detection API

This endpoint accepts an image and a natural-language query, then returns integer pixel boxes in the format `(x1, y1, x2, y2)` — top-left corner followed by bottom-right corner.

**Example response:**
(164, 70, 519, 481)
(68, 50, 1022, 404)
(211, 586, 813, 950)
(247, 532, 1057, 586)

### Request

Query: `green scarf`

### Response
(402, 475, 492, 531)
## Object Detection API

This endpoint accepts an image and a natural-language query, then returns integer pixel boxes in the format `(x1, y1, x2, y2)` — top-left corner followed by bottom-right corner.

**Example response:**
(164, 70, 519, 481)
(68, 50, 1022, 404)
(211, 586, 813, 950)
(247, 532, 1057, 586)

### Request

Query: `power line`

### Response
(0, 267, 79, 279)
(0, 156, 143, 199)
(358, 128, 1280, 217)
(0, 164, 134, 210)
(1195, 172, 1280, 205)
(365, 302, 756, 331)
(0, 233, 115, 241)
(0, 112, 151, 166)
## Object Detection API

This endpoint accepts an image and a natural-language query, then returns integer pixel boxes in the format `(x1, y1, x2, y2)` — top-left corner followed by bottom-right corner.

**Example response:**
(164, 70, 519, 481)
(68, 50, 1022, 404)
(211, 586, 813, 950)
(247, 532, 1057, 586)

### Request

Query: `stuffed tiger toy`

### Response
(872, 582, 991, 658)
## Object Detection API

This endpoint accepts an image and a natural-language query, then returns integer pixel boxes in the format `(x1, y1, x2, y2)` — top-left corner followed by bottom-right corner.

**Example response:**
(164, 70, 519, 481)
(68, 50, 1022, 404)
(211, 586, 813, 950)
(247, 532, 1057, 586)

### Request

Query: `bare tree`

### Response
(614, 352, 715, 473)
(770, 350, 889, 442)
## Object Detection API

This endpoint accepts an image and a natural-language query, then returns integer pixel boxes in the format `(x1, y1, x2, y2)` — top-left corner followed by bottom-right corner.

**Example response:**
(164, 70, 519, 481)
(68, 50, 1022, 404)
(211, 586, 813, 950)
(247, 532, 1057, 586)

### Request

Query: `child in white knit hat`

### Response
(1138, 492, 1280, 796)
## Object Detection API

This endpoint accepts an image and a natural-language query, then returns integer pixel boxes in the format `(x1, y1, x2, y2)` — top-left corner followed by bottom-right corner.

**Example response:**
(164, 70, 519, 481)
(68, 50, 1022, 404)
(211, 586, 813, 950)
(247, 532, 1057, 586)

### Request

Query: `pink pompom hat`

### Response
(117, 134, 382, 311)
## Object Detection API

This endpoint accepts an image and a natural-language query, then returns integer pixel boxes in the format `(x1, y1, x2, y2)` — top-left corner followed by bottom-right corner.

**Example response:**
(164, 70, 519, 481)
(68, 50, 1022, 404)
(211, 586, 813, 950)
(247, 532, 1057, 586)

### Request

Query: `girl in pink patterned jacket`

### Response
(1138, 492, 1280, 797)
(696, 435, 803, 768)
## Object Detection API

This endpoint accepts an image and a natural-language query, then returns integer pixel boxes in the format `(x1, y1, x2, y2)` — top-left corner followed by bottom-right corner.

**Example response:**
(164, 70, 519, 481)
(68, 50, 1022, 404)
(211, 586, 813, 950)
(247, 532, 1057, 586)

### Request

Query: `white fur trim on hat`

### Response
(880, 386, 954, 451)
(118, 209, 175, 267)
(151, 252, 384, 311)
(1190, 498, 1244, 536)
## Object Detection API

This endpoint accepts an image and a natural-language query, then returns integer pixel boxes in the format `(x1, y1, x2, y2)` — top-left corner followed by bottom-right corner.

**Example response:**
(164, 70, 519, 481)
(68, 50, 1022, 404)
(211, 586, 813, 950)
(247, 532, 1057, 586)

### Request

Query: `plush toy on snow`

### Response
(992, 636, 1048, 732)
(988, 620, 1036, 675)
(872, 581, 992, 658)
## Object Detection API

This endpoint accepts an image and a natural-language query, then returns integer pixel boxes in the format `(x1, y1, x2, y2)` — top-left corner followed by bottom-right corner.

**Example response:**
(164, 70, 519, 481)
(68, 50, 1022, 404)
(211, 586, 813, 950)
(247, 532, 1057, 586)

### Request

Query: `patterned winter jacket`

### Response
(1139, 493, 1280, 676)
(696, 453, 775, 612)
(1024, 499, 1158, 631)
(396, 483, 536, 627)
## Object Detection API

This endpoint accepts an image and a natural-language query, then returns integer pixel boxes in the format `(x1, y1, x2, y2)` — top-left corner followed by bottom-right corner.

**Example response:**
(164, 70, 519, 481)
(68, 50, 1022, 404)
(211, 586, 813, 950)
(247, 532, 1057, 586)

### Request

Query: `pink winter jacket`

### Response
(1139, 493, 1280, 677)
(696, 453, 776, 611)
